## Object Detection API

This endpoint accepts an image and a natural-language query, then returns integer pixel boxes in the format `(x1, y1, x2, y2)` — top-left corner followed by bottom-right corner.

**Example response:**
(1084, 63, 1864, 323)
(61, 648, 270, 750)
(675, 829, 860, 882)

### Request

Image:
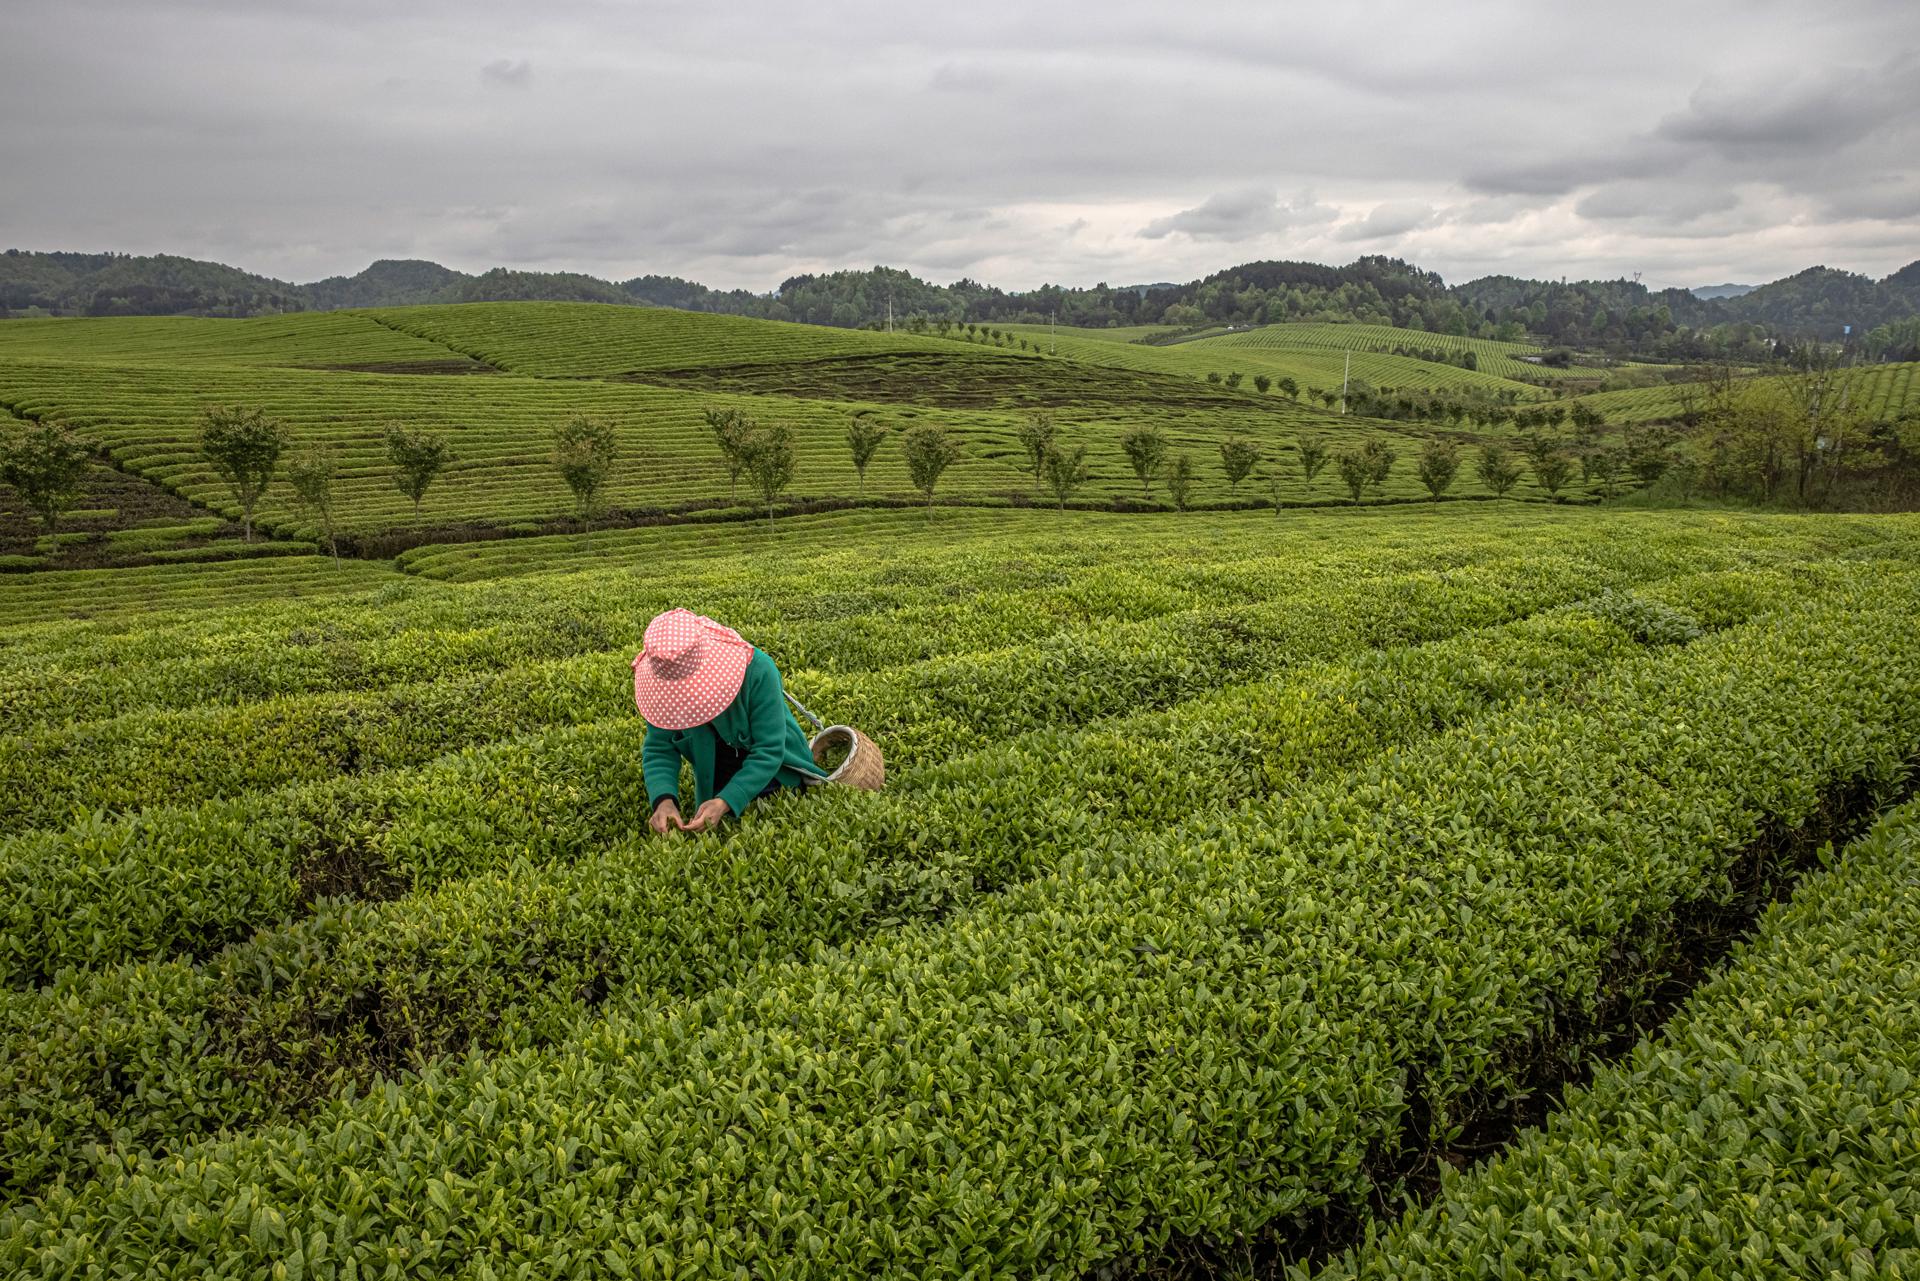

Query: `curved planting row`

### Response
(0, 510, 1501, 730)
(1317, 797, 1920, 1280)
(2, 567, 1916, 1274)
(0, 558, 1237, 833)
(0, 599, 1643, 1196)
(0, 549, 1707, 988)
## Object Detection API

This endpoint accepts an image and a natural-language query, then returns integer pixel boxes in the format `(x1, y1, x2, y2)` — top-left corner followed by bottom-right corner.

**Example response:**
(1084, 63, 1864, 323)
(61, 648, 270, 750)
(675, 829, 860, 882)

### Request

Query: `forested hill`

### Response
(4, 246, 1917, 349)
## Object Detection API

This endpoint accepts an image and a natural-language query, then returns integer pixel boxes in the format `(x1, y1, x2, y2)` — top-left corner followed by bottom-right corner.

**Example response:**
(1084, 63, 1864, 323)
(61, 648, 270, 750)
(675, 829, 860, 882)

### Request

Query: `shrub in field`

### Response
(1582, 588, 1703, 646)
(1337, 448, 1373, 502)
(1120, 425, 1168, 498)
(1014, 413, 1055, 495)
(1218, 436, 1261, 493)
(1166, 453, 1194, 511)
(197, 404, 286, 541)
(1279, 376, 1300, 400)
(1534, 449, 1575, 498)
(550, 413, 617, 519)
(1297, 433, 1330, 486)
(843, 413, 887, 496)
(741, 421, 798, 530)
(1475, 441, 1522, 497)
(702, 407, 753, 503)
(1042, 443, 1089, 510)
(1417, 438, 1460, 499)
(284, 446, 340, 560)
(1254, 374, 1272, 394)
(385, 425, 453, 519)
(901, 422, 959, 514)
(1625, 421, 1676, 484)
(1524, 430, 1575, 499)
(1338, 439, 1396, 502)
(0, 417, 91, 539)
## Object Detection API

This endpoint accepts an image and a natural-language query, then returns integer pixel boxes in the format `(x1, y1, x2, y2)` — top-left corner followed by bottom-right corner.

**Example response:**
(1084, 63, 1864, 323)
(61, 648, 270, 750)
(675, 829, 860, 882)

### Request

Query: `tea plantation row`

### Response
(1319, 795, 1920, 1279)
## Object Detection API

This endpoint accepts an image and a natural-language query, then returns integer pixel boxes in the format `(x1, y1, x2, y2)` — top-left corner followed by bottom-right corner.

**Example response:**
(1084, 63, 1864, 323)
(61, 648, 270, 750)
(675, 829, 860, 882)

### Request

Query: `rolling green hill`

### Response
(0, 303, 1575, 565)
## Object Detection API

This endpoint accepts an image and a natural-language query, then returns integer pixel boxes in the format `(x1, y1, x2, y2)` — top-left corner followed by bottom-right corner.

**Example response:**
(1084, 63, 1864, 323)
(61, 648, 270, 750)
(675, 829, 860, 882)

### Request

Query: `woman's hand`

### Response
(649, 799, 682, 835)
(677, 798, 731, 832)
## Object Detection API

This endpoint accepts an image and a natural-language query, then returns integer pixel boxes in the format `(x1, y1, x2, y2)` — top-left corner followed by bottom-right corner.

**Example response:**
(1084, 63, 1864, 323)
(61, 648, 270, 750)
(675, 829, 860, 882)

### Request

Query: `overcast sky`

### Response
(4, 0, 1916, 292)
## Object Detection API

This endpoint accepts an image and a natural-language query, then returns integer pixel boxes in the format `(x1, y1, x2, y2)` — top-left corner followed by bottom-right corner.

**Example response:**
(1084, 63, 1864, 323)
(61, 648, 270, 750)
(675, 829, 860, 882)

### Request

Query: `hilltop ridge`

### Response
(4, 247, 1917, 346)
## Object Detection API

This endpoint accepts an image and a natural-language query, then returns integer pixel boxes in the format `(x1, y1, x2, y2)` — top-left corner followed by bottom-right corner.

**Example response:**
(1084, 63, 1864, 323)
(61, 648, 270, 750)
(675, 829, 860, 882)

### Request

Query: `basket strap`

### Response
(783, 689, 826, 731)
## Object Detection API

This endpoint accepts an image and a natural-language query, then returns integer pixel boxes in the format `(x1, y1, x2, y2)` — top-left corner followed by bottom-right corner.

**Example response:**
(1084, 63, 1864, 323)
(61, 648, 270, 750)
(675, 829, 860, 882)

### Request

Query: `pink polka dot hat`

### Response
(631, 608, 755, 730)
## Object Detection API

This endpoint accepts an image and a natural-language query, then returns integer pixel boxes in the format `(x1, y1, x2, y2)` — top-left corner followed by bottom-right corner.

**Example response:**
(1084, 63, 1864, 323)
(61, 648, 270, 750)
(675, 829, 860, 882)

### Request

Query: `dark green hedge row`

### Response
(1316, 796, 1920, 1280)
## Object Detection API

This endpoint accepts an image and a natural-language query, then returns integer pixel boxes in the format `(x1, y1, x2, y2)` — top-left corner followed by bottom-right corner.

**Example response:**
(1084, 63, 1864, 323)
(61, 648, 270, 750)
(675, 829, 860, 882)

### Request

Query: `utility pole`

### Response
(1342, 351, 1351, 415)
(887, 293, 893, 334)
(1050, 310, 1056, 356)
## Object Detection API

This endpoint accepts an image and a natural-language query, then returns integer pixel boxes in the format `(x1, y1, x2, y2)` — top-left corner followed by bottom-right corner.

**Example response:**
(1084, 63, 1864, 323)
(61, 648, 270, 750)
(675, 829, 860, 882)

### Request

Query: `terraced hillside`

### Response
(1567, 358, 1920, 425)
(0, 304, 1590, 557)
(999, 321, 1546, 400)
(2, 503, 1917, 1278)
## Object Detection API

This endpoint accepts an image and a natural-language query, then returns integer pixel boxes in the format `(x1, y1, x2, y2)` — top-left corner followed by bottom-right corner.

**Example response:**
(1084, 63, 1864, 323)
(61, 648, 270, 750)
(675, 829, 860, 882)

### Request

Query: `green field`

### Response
(1, 502, 1918, 1278)
(1568, 358, 1920, 424)
(0, 303, 1609, 562)
(1192, 320, 1612, 382)
(999, 321, 1548, 400)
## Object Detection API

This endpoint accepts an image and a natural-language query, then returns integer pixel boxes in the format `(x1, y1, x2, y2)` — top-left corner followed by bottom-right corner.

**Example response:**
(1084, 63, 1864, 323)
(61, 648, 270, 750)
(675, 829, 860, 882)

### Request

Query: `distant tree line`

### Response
(8, 248, 1918, 354)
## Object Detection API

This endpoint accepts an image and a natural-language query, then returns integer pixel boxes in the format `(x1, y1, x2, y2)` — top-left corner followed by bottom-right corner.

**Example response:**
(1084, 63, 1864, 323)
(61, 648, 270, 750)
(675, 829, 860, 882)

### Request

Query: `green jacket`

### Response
(642, 649, 824, 816)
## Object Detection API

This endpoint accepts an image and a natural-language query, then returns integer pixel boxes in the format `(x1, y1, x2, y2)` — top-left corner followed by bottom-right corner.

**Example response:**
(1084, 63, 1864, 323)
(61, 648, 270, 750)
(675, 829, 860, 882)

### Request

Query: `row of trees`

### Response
(706, 408, 966, 525)
(1, 407, 593, 559)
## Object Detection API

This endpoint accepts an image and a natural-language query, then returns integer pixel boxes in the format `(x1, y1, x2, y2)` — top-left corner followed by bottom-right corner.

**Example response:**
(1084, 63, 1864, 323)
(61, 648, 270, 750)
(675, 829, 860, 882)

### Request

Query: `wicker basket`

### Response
(808, 724, 885, 791)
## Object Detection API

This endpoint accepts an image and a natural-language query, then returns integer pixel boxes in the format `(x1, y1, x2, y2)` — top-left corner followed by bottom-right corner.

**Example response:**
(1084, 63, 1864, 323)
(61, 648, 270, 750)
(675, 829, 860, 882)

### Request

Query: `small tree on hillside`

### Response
(385, 425, 452, 520)
(0, 418, 92, 539)
(1533, 449, 1574, 499)
(1166, 453, 1195, 511)
(1364, 438, 1397, 493)
(1119, 425, 1167, 498)
(1015, 412, 1056, 494)
(198, 405, 288, 542)
(1278, 376, 1300, 401)
(1475, 441, 1523, 497)
(1417, 438, 1460, 499)
(844, 413, 888, 496)
(1224, 371, 1244, 390)
(704, 407, 753, 503)
(1218, 436, 1262, 493)
(1586, 446, 1621, 499)
(1042, 443, 1089, 511)
(1296, 433, 1330, 486)
(1253, 374, 1272, 394)
(286, 445, 340, 561)
(741, 421, 798, 530)
(1336, 448, 1373, 502)
(901, 422, 960, 516)
(551, 413, 618, 519)
(1624, 422, 1676, 485)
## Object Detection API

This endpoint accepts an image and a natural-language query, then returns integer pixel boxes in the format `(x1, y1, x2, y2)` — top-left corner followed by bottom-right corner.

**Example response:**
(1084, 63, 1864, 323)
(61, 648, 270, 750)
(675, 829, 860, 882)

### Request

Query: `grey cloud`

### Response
(1574, 181, 1740, 224)
(1654, 57, 1915, 157)
(929, 62, 1004, 93)
(1138, 189, 1337, 241)
(1334, 200, 1435, 242)
(480, 58, 532, 88)
(1, 0, 1917, 289)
